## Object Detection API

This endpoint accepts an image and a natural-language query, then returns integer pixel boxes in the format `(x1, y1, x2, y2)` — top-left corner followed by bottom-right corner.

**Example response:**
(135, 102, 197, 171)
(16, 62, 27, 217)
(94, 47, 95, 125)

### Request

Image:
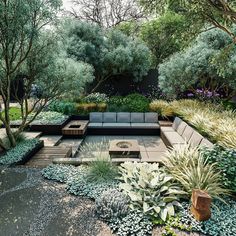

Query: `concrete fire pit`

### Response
(109, 140, 140, 158)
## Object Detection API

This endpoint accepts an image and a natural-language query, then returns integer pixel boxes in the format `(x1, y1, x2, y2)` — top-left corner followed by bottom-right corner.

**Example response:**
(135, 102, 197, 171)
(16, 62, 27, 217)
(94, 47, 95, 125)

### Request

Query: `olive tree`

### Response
(0, 0, 94, 149)
(65, 21, 151, 92)
(158, 27, 236, 99)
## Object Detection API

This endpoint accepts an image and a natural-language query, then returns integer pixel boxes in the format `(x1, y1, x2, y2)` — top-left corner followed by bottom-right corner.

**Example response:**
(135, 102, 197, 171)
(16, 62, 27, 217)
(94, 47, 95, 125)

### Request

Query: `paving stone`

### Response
(146, 152, 167, 162)
(59, 138, 83, 156)
(23, 132, 42, 139)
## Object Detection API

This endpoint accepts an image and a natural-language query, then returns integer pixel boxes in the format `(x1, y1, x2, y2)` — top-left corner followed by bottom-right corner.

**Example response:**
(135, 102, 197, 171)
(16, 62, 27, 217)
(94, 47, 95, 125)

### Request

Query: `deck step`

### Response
(25, 146, 72, 167)
(39, 135, 62, 146)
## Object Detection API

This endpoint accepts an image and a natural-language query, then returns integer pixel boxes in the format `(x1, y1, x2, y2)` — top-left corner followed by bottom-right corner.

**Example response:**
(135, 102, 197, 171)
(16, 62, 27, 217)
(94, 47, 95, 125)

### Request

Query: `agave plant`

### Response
(118, 162, 186, 221)
(163, 144, 230, 201)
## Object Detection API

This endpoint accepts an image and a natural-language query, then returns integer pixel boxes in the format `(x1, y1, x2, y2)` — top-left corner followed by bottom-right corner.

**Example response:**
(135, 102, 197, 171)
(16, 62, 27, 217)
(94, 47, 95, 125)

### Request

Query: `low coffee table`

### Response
(109, 140, 140, 158)
(62, 120, 89, 136)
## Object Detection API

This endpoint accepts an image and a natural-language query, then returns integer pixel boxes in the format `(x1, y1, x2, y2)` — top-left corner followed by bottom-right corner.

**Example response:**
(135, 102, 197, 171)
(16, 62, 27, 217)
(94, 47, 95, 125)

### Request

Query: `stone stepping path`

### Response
(25, 147, 72, 167)
(23, 132, 42, 139)
(39, 135, 62, 146)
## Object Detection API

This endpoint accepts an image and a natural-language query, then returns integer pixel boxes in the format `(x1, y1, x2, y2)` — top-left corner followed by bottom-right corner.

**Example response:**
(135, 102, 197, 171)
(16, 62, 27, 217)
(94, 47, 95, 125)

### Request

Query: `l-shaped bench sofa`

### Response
(161, 117, 214, 149)
(88, 112, 160, 135)
(87, 112, 214, 148)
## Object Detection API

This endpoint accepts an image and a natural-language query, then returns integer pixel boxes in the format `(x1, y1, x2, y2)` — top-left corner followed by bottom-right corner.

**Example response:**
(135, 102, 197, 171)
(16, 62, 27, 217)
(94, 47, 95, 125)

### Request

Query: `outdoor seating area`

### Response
(0, 1, 236, 236)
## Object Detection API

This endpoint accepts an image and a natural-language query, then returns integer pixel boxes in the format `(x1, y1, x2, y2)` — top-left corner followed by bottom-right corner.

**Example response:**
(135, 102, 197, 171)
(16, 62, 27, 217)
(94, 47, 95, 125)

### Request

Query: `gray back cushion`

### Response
(117, 112, 130, 123)
(90, 112, 103, 123)
(182, 125, 194, 142)
(131, 113, 144, 123)
(144, 113, 158, 123)
(173, 117, 182, 130)
(176, 121, 187, 135)
(103, 112, 117, 123)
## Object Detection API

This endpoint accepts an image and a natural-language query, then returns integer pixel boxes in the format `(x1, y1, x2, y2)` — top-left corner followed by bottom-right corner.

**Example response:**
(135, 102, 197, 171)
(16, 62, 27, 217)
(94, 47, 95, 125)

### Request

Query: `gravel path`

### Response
(0, 166, 203, 236)
(0, 167, 113, 236)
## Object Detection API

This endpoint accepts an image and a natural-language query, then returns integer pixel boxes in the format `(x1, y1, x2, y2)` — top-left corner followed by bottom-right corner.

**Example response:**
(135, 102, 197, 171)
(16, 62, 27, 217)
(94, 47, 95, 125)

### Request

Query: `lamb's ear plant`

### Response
(118, 162, 186, 222)
(163, 144, 230, 201)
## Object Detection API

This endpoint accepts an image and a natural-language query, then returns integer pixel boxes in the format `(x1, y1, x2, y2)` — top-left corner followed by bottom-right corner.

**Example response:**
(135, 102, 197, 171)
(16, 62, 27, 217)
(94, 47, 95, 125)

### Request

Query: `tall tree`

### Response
(65, 21, 151, 92)
(0, 0, 93, 149)
(139, 0, 236, 42)
(67, 0, 145, 28)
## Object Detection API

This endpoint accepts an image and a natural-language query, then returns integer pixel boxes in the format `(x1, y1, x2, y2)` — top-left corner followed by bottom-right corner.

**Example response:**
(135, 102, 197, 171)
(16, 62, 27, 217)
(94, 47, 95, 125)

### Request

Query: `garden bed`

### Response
(0, 139, 44, 166)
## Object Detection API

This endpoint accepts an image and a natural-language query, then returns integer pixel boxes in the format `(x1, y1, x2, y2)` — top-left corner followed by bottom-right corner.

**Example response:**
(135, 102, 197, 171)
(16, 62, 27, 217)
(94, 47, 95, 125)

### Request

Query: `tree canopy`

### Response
(158, 27, 236, 99)
(65, 21, 152, 92)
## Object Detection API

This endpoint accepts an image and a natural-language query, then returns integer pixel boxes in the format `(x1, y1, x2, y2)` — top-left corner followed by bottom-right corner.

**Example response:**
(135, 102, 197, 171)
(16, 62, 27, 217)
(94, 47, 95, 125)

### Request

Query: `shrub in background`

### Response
(202, 145, 236, 193)
(119, 162, 185, 222)
(124, 93, 150, 112)
(163, 144, 229, 201)
(95, 189, 130, 220)
(77, 103, 107, 115)
(83, 93, 109, 104)
(149, 100, 174, 118)
(48, 100, 77, 115)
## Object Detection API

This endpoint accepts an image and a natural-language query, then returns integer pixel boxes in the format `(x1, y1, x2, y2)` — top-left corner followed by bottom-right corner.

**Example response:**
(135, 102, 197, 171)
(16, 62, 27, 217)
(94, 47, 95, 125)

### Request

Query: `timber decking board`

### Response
(25, 146, 72, 167)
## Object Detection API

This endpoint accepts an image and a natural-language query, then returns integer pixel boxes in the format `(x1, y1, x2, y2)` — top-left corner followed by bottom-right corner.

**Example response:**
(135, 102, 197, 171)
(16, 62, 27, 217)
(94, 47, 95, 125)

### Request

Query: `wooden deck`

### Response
(25, 146, 72, 167)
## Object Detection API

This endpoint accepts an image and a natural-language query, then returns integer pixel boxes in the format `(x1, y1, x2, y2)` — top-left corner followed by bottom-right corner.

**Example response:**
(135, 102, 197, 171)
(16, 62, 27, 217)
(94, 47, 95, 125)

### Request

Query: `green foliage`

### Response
(119, 162, 185, 221)
(41, 164, 81, 183)
(0, 139, 41, 165)
(86, 158, 119, 183)
(95, 189, 130, 220)
(163, 144, 229, 201)
(48, 100, 77, 115)
(108, 94, 150, 112)
(202, 145, 236, 193)
(83, 93, 109, 103)
(158, 27, 236, 99)
(108, 210, 153, 236)
(64, 21, 151, 91)
(140, 11, 191, 67)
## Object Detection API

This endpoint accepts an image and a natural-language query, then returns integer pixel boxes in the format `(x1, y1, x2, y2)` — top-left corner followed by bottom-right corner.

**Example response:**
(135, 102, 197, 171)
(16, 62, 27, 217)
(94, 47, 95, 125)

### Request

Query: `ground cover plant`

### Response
(202, 145, 236, 193)
(12, 111, 68, 125)
(0, 139, 41, 165)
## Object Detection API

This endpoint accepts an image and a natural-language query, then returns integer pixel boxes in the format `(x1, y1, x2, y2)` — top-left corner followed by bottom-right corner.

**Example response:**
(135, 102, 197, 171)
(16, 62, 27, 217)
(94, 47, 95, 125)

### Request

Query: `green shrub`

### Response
(119, 162, 185, 221)
(83, 93, 109, 103)
(163, 144, 229, 201)
(124, 93, 150, 112)
(0, 139, 41, 165)
(108, 94, 150, 112)
(77, 102, 107, 115)
(95, 189, 130, 220)
(86, 158, 119, 183)
(202, 145, 236, 193)
(108, 210, 153, 236)
(48, 100, 77, 115)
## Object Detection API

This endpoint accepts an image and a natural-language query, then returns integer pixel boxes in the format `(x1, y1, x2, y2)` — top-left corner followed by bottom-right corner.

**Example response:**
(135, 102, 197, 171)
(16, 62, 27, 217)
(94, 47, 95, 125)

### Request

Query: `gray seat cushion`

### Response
(189, 131, 204, 147)
(163, 132, 185, 145)
(90, 112, 103, 123)
(182, 125, 194, 142)
(88, 123, 103, 128)
(176, 121, 187, 136)
(200, 138, 214, 148)
(131, 113, 144, 123)
(161, 127, 175, 132)
(117, 112, 131, 123)
(103, 112, 117, 123)
(172, 117, 182, 130)
(103, 123, 131, 128)
(145, 113, 158, 123)
(131, 123, 160, 128)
